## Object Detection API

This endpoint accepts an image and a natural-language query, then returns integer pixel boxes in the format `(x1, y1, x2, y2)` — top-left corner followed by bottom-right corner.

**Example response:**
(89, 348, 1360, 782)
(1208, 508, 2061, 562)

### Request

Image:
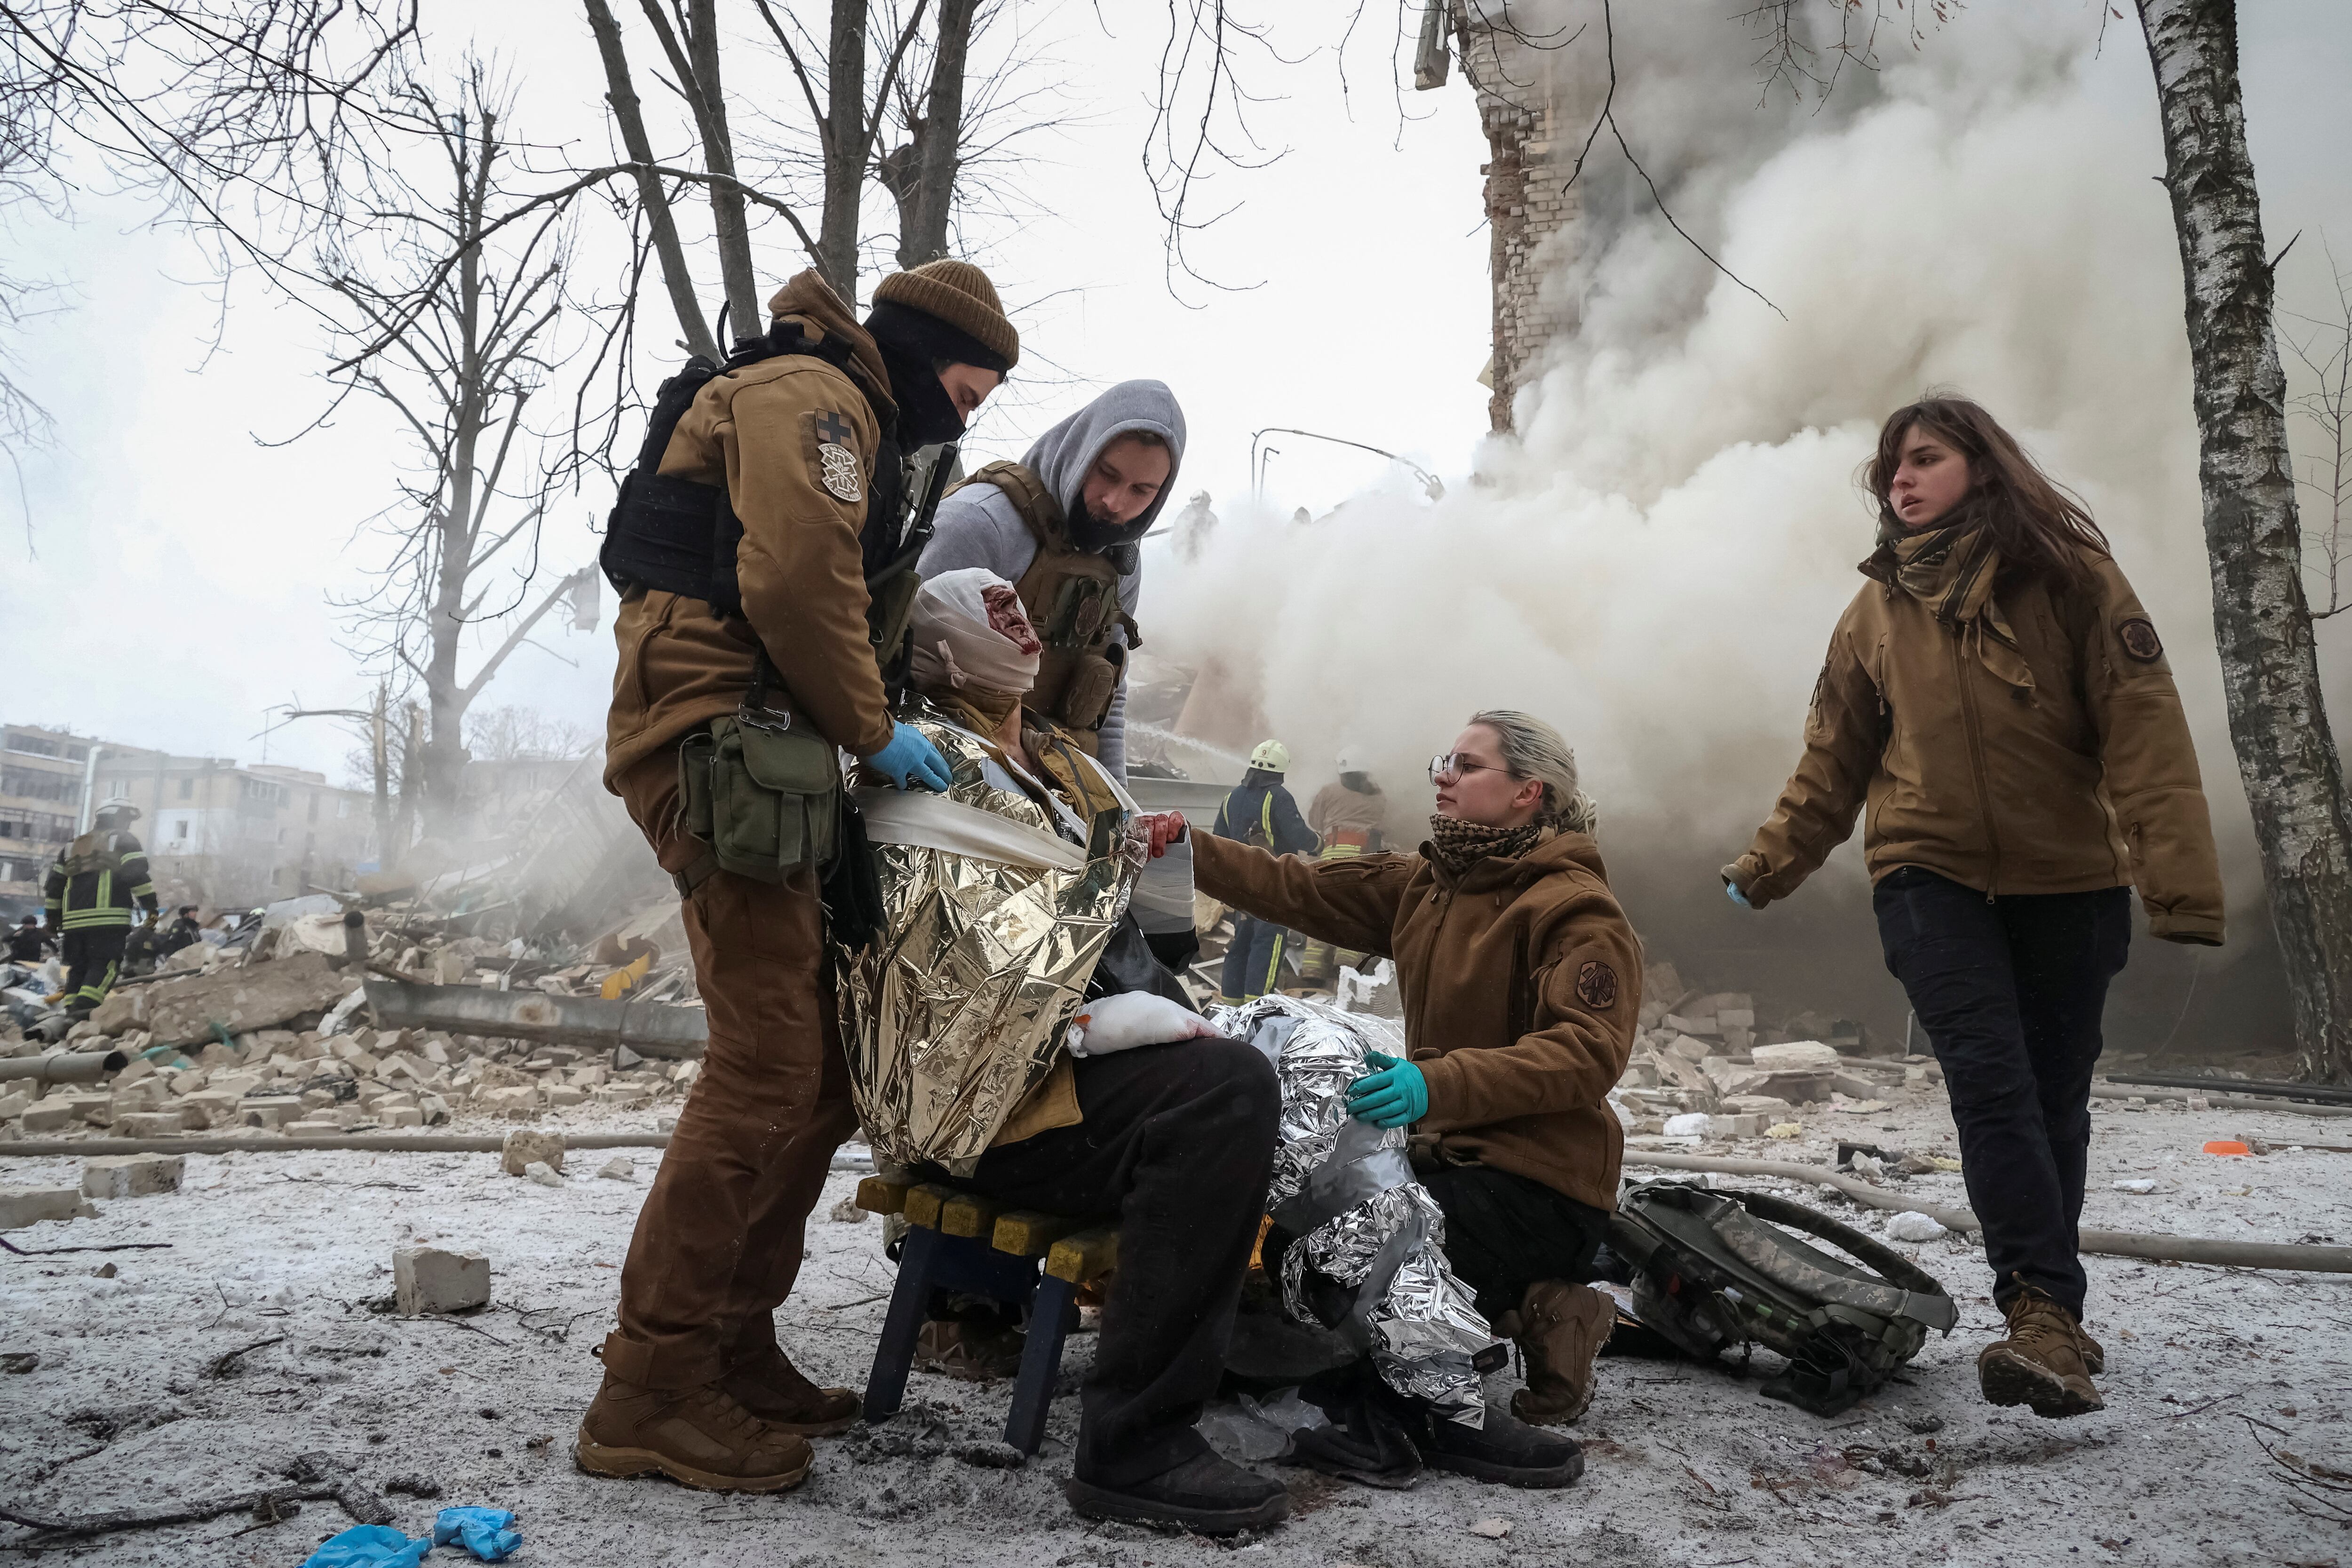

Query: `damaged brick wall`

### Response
(1453, 3, 1588, 433)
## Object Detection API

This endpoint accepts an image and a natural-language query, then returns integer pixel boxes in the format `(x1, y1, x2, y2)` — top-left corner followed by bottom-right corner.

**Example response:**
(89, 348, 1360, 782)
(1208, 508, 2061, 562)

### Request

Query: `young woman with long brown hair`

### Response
(1724, 396, 2224, 1419)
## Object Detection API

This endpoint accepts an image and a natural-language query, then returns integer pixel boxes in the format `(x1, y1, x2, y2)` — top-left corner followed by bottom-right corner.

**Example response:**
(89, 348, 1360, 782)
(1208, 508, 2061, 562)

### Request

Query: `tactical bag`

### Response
(1609, 1180, 1957, 1417)
(60, 832, 127, 877)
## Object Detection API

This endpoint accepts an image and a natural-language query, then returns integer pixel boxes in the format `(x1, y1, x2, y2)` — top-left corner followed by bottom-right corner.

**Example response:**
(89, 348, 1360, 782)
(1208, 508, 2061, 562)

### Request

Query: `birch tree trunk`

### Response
(2138, 0, 2352, 1079)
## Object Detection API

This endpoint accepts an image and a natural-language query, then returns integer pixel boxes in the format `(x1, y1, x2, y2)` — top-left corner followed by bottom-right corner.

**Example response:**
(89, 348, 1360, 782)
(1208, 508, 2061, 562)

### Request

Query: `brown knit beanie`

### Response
(872, 259, 1019, 371)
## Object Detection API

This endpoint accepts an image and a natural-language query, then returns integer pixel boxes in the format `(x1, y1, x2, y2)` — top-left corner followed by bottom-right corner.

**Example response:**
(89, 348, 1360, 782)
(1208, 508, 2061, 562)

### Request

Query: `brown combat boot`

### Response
(722, 1342, 861, 1435)
(1500, 1280, 1616, 1427)
(1978, 1284, 2104, 1418)
(574, 1373, 814, 1492)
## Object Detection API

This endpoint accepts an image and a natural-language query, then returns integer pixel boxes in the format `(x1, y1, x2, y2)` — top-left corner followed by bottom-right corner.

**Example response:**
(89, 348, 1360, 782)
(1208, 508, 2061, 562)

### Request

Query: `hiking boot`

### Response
(915, 1317, 1025, 1382)
(1066, 1452, 1291, 1534)
(1279, 1391, 1423, 1489)
(574, 1373, 813, 1492)
(1978, 1285, 2104, 1419)
(1375, 1385, 1584, 1489)
(1501, 1279, 1615, 1427)
(722, 1342, 860, 1436)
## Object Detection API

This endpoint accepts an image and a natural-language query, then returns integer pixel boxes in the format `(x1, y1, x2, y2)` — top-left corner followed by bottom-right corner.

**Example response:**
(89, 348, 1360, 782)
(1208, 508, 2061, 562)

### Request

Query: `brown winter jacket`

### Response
(604, 271, 900, 788)
(1193, 828, 1640, 1212)
(1726, 545, 2225, 944)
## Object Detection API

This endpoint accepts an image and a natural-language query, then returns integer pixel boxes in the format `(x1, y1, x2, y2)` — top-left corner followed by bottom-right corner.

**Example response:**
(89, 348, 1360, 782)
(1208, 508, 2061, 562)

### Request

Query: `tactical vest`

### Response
(946, 461, 1139, 755)
(598, 320, 954, 699)
(61, 832, 127, 878)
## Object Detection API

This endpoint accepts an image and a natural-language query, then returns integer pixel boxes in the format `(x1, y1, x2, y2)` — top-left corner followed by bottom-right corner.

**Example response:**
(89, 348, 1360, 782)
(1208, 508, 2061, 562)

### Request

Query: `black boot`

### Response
(1281, 1382, 1423, 1489)
(1066, 1452, 1291, 1534)
(1371, 1376, 1584, 1488)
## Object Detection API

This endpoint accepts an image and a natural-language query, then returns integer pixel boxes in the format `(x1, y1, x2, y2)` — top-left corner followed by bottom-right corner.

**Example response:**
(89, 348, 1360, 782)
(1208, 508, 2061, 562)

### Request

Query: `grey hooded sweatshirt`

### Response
(918, 379, 1187, 780)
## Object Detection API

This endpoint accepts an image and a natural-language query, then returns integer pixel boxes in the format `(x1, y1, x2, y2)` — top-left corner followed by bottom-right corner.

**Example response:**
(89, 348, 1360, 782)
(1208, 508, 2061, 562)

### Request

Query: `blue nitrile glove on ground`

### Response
(1726, 881, 1754, 909)
(435, 1506, 522, 1562)
(302, 1525, 430, 1568)
(866, 721, 953, 792)
(1346, 1049, 1429, 1129)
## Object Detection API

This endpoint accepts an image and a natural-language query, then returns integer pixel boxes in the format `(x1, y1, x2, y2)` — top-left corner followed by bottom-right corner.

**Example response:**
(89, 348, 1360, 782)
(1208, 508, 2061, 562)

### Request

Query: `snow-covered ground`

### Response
(1, 1091, 2347, 1567)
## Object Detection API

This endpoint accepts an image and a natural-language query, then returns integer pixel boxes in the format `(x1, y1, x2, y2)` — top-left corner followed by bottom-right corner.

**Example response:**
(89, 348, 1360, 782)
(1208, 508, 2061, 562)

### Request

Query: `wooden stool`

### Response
(856, 1176, 1119, 1456)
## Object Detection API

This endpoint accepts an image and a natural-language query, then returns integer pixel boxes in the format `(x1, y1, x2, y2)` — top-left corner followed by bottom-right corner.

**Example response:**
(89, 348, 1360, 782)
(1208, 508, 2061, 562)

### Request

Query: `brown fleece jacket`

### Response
(1193, 828, 1640, 1212)
(1727, 545, 2224, 944)
(605, 271, 901, 787)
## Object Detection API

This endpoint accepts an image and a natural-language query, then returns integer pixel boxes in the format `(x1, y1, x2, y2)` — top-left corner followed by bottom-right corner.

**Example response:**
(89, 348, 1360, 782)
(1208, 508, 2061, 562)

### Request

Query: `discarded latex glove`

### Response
(301, 1525, 430, 1568)
(1066, 991, 1216, 1057)
(434, 1506, 522, 1563)
(1345, 1049, 1429, 1129)
(866, 722, 953, 792)
(1725, 880, 1755, 909)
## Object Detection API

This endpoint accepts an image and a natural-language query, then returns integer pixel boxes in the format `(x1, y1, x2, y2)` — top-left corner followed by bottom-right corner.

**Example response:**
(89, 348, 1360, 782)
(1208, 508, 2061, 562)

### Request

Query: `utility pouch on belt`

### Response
(688, 712, 842, 883)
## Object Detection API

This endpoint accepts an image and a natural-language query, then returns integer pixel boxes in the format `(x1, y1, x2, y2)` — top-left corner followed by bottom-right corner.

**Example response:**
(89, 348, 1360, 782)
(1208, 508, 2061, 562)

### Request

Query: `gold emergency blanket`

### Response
(838, 706, 1143, 1174)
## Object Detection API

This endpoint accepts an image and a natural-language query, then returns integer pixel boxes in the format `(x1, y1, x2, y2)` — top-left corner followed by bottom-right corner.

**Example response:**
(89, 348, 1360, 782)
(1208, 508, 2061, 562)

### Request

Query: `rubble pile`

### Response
(1609, 960, 1944, 1141)
(0, 891, 705, 1144)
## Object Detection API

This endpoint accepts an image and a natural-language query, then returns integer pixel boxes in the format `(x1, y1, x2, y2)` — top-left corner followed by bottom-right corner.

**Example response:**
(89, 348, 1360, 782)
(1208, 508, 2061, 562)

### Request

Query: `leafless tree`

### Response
(464, 704, 599, 763)
(318, 62, 597, 842)
(2137, 0, 2352, 1080)
(2283, 241, 2352, 626)
(0, 1, 419, 482)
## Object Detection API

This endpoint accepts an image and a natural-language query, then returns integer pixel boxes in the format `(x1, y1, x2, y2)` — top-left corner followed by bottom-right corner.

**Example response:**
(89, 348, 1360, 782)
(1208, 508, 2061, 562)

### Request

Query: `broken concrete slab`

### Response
(501, 1128, 564, 1176)
(596, 1157, 634, 1181)
(89, 951, 360, 1048)
(1752, 1040, 1841, 1072)
(0, 1187, 98, 1229)
(81, 1154, 184, 1198)
(394, 1246, 491, 1315)
(523, 1161, 562, 1188)
(111, 1111, 196, 1138)
(240, 1095, 304, 1129)
(19, 1101, 77, 1134)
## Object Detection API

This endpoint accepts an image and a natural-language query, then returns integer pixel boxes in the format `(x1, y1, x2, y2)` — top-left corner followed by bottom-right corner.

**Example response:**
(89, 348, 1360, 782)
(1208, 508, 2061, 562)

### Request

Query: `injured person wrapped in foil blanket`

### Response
(1213, 994, 1503, 1428)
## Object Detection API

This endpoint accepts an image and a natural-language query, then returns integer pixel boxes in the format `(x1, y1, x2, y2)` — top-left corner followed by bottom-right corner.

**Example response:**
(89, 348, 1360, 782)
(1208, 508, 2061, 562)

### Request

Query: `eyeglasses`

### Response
(1429, 753, 1514, 786)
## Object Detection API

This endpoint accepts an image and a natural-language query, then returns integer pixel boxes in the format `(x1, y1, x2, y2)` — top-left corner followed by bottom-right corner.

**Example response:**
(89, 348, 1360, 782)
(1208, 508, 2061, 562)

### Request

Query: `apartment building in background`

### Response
(0, 723, 376, 911)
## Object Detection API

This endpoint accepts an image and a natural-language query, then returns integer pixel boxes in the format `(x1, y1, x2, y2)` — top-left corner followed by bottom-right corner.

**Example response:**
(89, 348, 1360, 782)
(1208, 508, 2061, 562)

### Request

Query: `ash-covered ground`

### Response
(1, 1091, 2347, 1567)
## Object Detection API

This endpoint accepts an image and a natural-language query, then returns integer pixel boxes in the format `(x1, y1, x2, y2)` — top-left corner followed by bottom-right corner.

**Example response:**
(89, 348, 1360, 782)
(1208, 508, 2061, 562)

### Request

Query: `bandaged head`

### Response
(908, 568, 1042, 724)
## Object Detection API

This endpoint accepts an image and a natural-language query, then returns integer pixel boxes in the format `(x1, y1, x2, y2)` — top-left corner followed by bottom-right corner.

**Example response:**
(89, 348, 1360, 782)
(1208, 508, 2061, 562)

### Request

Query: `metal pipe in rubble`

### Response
(0, 1131, 876, 1170)
(0, 1051, 130, 1087)
(1626, 1150, 2352, 1275)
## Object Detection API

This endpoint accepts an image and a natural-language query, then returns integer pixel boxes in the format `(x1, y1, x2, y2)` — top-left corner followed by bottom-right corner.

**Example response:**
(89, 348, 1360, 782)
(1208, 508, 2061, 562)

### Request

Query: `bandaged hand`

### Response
(1066, 990, 1217, 1057)
(1345, 1049, 1429, 1128)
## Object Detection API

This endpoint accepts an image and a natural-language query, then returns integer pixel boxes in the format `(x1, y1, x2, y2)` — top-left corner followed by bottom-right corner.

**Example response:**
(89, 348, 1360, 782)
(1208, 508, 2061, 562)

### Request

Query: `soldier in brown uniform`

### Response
(579, 260, 1018, 1492)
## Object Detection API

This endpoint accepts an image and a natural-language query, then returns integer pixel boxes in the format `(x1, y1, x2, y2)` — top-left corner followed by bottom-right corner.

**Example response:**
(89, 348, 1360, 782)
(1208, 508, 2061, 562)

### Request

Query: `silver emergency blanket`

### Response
(839, 703, 1144, 1176)
(1214, 995, 1500, 1427)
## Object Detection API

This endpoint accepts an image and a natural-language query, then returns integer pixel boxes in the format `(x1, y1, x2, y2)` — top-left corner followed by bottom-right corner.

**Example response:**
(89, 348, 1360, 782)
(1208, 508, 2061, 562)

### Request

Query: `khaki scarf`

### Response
(1426, 816, 1549, 878)
(1870, 512, 2035, 694)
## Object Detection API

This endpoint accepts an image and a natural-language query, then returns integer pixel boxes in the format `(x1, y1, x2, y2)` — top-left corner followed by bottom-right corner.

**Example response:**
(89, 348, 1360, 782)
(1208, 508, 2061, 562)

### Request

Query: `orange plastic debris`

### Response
(2203, 1140, 2251, 1157)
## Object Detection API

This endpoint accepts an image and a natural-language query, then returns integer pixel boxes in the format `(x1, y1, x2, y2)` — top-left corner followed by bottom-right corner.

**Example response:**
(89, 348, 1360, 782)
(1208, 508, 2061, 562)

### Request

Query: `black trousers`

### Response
(1420, 1164, 1613, 1320)
(1219, 914, 1287, 1003)
(60, 926, 128, 1012)
(1873, 867, 2131, 1318)
(962, 1038, 1280, 1488)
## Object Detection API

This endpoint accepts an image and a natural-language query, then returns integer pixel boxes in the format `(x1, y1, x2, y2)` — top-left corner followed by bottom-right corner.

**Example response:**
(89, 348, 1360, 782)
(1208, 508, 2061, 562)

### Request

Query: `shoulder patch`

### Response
(1575, 959, 1619, 1011)
(2117, 616, 2164, 663)
(802, 408, 865, 503)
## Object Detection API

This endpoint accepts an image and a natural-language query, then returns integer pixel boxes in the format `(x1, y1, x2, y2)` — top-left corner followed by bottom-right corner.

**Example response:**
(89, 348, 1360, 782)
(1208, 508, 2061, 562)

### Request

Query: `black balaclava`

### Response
(863, 299, 1011, 451)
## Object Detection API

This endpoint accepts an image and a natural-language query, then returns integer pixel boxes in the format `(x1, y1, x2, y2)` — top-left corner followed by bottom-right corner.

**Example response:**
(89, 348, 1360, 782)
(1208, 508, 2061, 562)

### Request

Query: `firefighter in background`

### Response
(1300, 749, 1387, 985)
(43, 798, 159, 1019)
(1212, 740, 1317, 1004)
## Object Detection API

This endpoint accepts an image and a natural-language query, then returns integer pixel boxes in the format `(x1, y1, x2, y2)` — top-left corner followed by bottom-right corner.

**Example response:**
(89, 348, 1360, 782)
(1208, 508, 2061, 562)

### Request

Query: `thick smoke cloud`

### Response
(1149, 1, 2333, 1049)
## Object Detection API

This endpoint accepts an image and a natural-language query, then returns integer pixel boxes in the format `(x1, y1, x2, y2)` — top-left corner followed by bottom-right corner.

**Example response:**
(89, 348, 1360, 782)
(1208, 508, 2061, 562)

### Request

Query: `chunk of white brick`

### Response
(79, 1154, 184, 1199)
(393, 1247, 491, 1315)
(0, 1186, 98, 1229)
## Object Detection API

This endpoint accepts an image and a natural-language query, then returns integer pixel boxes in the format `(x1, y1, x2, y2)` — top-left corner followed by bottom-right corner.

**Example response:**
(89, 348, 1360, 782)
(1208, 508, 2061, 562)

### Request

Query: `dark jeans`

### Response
(1420, 1164, 1612, 1320)
(1873, 867, 2131, 1318)
(1219, 914, 1287, 1003)
(962, 1038, 1280, 1488)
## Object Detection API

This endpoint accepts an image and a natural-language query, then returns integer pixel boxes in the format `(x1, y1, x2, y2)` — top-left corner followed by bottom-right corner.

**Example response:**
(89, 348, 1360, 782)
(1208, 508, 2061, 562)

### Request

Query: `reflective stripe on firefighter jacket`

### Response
(45, 830, 159, 930)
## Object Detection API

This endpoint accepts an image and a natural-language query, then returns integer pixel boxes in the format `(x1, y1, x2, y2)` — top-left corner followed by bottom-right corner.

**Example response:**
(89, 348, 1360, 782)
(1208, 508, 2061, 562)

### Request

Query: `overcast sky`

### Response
(3, 1, 2346, 786)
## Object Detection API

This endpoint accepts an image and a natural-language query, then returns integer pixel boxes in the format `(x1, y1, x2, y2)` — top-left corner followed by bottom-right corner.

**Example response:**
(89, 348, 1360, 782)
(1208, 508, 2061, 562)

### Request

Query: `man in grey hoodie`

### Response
(918, 379, 1186, 782)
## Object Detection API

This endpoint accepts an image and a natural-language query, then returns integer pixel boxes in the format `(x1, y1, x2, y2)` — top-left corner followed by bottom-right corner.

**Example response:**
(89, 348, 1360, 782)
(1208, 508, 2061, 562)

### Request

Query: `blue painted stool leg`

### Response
(1003, 1273, 1077, 1455)
(865, 1225, 940, 1424)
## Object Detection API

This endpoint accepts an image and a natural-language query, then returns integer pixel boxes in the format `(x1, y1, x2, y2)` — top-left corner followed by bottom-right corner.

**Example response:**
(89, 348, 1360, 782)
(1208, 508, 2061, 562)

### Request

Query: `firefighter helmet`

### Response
(1248, 740, 1291, 774)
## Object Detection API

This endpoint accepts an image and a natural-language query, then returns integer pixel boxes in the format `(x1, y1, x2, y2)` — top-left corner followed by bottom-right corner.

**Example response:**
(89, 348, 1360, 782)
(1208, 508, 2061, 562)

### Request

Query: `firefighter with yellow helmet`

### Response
(1210, 740, 1316, 1003)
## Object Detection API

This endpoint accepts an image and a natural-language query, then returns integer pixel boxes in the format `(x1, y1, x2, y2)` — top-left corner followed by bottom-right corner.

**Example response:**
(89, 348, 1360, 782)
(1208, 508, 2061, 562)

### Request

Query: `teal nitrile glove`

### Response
(1726, 880, 1755, 909)
(866, 721, 953, 792)
(1345, 1049, 1429, 1129)
(301, 1525, 430, 1568)
(434, 1506, 522, 1563)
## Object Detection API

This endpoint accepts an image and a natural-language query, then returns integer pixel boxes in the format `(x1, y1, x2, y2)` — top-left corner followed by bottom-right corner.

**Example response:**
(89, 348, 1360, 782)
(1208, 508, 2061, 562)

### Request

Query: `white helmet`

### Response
(1335, 748, 1367, 773)
(1248, 739, 1291, 774)
(95, 796, 140, 825)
